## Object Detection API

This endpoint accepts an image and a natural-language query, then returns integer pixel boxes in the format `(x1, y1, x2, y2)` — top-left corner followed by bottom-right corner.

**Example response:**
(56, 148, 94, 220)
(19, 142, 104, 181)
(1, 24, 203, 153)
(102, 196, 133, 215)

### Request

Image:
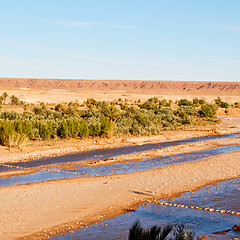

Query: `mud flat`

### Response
(0, 150, 239, 239)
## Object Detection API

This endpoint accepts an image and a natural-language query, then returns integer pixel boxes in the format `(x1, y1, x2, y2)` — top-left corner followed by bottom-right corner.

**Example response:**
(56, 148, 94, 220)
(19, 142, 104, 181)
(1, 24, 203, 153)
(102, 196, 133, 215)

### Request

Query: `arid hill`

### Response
(0, 78, 239, 94)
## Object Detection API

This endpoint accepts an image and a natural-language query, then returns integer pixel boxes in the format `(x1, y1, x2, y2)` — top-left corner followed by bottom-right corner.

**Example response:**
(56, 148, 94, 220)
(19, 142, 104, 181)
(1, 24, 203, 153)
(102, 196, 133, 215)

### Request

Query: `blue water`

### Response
(70, 144, 240, 176)
(50, 179, 240, 240)
(1, 144, 240, 187)
(2, 132, 239, 169)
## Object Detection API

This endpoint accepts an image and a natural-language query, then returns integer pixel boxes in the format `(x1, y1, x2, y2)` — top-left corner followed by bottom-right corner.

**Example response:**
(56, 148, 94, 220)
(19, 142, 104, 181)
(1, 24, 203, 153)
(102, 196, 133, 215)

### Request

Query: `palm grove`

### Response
(0, 92, 235, 148)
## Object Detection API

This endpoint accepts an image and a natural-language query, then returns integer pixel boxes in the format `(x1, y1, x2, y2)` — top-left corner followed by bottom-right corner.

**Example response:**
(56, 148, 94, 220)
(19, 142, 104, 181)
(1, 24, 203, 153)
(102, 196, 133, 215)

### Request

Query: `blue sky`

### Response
(0, 0, 240, 81)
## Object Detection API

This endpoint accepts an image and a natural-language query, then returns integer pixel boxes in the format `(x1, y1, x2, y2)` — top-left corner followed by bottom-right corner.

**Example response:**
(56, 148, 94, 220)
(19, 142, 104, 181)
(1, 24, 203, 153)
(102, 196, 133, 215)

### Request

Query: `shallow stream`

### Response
(0, 132, 239, 187)
(50, 179, 240, 240)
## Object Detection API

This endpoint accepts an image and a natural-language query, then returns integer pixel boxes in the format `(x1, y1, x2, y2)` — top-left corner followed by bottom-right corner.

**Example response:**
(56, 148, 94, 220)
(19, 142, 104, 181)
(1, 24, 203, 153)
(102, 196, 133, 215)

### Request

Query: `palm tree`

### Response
(128, 220, 173, 240)
(2, 92, 8, 104)
(128, 221, 196, 240)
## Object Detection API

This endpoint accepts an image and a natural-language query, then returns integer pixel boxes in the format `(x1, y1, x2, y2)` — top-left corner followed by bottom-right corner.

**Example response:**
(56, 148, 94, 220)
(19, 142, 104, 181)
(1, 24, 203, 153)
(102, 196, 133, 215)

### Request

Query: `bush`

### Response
(0, 120, 14, 145)
(58, 119, 69, 138)
(178, 99, 193, 106)
(78, 119, 89, 137)
(234, 102, 240, 108)
(175, 106, 196, 116)
(10, 95, 20, 105)
(0, 120, 29, 148)
(199, 99, 206, 105)
(198, 104, 216, 118)
(214, 97, 229, 109)
(7, 132, 29, 149)
(39, 122, 52, 139)
(0, 98, 219, 145)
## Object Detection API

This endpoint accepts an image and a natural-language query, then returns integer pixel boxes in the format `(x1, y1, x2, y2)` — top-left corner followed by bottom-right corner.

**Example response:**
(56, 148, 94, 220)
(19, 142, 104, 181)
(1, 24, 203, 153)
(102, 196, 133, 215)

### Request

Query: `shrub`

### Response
(214, 97, 229, 109)
(55, 104, 65, 112)
(0, 120, 14, 145)
(22, 120, 34, 139)
(39, 122, 52, 139)
(198, 104, 216, 118)
(89, 123, 101, 136)
(140, 101, 154, 110)
(10, 95, 20, 105)
(78, 119, 89, 137)
(33, 107, 44, 115)
(175, 106, 196, 116)
(234, 102, 240, 108)
(101, 117, 113, 137)
(178, 99, 193, 106)
(58, 119, 69, 138)
(2, 92, 8, 104)
(7, 132, 29, 149)
(192, 98, 199, 106)
(199, 99, 206, 105)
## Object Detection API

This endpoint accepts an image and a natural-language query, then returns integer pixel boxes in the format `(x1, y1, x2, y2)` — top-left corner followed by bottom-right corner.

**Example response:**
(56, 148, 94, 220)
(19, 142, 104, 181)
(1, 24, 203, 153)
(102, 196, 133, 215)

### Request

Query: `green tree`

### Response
(178, 99, 193, 106)
(2, 92, 8, 104)
(198, 104, 216, 118)
(10, 95, 20, 105)
(58, 119, 69, 138)
(39, 123, 52, 139)
(192, 98, 199, 106)
(199, 99, 206, 105)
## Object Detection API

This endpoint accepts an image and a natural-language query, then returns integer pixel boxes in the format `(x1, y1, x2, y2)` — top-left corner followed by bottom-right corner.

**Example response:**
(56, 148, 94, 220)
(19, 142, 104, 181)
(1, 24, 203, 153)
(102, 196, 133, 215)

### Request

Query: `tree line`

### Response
(0, 95, 231, 148)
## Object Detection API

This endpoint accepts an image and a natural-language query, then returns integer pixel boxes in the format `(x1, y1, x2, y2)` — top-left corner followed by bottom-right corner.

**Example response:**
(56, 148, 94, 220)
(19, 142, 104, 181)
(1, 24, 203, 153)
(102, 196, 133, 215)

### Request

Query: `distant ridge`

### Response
(0, 78, 239, 93)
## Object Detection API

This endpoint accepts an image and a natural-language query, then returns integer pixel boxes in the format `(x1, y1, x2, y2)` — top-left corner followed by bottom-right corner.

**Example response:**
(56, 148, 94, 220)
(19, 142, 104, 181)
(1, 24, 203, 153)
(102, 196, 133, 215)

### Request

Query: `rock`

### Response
(198, 236, 208, 240)
(232, 224, 240, 231)
(212, 229, 231, 235)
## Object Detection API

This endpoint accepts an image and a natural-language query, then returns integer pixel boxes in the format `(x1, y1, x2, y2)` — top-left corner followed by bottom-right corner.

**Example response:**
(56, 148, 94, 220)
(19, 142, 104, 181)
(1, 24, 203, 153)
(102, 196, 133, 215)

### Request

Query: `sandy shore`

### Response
(0, 151, 239, 239)
(0, 115, 239, 239)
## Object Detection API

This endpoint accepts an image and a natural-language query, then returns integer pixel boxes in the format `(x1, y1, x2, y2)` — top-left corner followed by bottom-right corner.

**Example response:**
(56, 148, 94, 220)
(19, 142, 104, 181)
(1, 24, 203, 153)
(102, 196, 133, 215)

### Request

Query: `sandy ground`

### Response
(0, 130, 218, 165)
(0, 96, 239, 239)
(0, 88, 240, 105)
(0, 151, 239, 239)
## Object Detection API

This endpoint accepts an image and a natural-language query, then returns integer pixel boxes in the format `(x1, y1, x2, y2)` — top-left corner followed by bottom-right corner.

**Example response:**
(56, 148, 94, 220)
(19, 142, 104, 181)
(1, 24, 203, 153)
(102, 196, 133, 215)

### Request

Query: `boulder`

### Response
(198, 235, 208, 240)
(232, 224, 240, 231)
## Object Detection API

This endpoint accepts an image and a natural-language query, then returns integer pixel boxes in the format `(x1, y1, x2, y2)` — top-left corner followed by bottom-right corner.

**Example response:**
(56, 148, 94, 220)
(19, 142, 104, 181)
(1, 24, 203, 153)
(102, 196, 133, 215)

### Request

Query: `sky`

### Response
(0, 0, 240, 81)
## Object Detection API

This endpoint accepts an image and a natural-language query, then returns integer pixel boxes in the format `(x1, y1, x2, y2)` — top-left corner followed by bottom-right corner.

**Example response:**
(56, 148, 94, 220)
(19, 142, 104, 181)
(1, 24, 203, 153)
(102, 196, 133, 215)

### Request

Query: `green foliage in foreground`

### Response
(0, 97, 218, 147)
(128, 221, 195, 240)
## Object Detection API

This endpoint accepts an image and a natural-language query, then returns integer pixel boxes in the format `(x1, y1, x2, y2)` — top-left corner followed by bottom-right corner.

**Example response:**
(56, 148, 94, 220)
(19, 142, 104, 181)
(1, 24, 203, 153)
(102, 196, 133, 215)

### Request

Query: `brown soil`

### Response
(0, 78, 239, 105)
(0, 78, 239, 92)
(0, 151, 239, 239)
(0, 80, 239, 239)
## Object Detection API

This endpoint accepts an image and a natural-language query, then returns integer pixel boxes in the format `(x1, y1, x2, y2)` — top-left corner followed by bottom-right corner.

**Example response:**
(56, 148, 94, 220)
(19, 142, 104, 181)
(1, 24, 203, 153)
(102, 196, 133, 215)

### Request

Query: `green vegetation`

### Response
(0, 94, 224, 148)
(214, 97, 229, 109)
(234, 102, 240, 108)
(128, 221, 195, 240)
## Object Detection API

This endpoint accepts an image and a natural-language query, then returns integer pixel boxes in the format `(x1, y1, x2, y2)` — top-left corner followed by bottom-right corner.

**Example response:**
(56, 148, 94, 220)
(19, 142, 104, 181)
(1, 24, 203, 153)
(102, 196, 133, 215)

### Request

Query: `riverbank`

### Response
(0, 151, 239, 239)
(1, 115, 239, 165)
(0, 129, 216, 164)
